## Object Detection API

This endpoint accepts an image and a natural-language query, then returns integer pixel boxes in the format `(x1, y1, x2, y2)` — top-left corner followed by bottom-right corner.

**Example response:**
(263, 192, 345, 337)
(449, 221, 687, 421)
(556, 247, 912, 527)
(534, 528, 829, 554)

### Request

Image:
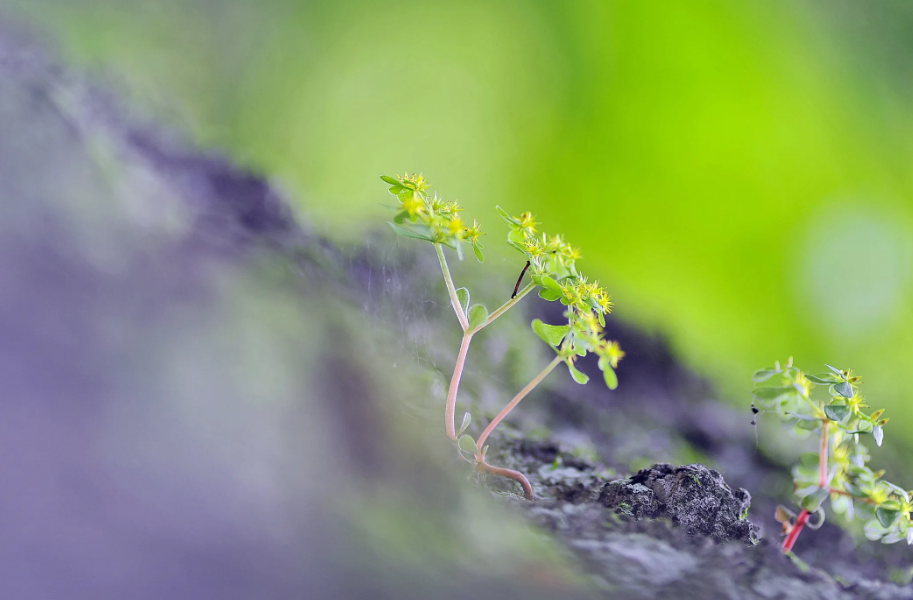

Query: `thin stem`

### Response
(435, 243, 469, 331)
(470, 281, 536, 335)
(782, 509, 809, 553)
(819, 421, 829, 487)
(477, 461, 534, 500)
(476, 355, 563, 452)
(445, 332, 473, 440)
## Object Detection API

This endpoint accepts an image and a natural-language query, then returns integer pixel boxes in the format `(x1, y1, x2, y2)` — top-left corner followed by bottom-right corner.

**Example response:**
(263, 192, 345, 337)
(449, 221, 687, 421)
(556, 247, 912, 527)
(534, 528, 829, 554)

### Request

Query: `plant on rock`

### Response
(383, 172, 624, 499)
(751, 359, 912, 553)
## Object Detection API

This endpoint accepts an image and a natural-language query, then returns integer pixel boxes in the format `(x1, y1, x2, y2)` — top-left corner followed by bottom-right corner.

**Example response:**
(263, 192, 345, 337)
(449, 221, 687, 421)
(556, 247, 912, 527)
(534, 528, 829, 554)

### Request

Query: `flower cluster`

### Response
(499, 207, 622, 389)
(753, 360, 912, 549)
(383, 173, 484, 262)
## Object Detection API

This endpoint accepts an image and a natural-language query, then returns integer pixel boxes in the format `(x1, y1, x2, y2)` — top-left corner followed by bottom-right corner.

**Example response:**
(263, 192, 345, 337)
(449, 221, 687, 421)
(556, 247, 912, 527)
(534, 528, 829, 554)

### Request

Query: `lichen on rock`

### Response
(598, 463, 759, 545)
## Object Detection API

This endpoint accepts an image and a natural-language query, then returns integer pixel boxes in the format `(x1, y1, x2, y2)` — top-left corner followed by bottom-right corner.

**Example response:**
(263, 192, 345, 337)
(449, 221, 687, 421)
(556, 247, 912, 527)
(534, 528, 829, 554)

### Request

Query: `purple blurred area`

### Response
(0, 25, 588, 600)
(0, 28, 334, 599)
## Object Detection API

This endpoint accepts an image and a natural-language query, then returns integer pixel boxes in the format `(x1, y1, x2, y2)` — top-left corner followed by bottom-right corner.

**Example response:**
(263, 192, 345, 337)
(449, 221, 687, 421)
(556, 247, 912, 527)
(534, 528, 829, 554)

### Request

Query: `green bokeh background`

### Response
(10, 1, 913, 445)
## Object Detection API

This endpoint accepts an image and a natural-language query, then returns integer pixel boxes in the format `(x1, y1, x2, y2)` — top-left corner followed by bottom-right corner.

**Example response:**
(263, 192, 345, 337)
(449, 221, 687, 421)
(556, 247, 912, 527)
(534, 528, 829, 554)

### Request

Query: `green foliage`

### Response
(756, 360, 912, 550)
(383, 172, 624, 499)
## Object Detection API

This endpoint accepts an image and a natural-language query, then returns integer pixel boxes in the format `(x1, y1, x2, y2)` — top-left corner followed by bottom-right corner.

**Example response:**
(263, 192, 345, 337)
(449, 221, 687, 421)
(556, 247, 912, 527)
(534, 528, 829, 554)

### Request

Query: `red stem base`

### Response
(782, 509, 809, 553)
(477, 462, 534, 500)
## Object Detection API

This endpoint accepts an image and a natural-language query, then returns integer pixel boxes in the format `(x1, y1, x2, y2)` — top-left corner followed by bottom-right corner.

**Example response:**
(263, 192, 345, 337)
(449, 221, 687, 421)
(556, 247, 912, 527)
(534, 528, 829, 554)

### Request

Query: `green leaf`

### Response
(603, 365, 618, 390)
(388, 222, 432, 242)
(457, 412, 472, 436)
(877, 507, 901, 528)
(566, 362, 589, 385)
(472, 243, 485, 263)
(833, 381, 853, 398)
(538, 288, 562, 301)
(531, 319, 571, 347)
(846, 420, 874, 435)
(824, 404, 851, 422)
(873, 425, 884, 447)
(864, 519, 889, 541)
(458, 435, 478, 455)
(456, 287, 470, 316)
(786, 412, 820, 421)
(752, 386, 794, 402)
(539, 275, 563, 293)
(825, 364, 844, 377)
(752, 369, 779, 382)
(795, 418, 821, 431)
(800, 487, 830, 512)
(468, 304, 489, 330)
(884, 482, 909, 502)
(806, 508, 826, 530)
(454, 241, 464, 261)
(380, 175, 401, 186)
(392, 211, 408, 224)
(806, 374, 836, 385)
(496, 205, 519, 225)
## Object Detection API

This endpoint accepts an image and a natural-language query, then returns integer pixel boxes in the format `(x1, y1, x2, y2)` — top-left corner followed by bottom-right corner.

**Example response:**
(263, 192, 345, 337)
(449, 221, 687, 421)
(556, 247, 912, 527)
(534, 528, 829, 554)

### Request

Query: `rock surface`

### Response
(598, 463, 758, 544)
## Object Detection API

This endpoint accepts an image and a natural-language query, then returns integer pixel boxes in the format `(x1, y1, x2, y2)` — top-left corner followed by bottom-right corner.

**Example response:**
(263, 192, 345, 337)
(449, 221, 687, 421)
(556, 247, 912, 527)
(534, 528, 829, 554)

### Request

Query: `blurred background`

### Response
(5, 1, 913, 447)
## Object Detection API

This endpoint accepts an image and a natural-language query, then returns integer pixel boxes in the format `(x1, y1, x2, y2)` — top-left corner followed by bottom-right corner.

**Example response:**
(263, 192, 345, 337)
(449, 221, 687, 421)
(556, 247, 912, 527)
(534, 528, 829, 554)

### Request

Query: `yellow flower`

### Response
(516, 211, 538, 236)
(603, 341, 625, 368)
(464, 220, 483, 243)
(400, 192, 427, 219)
(447, 217, 465, 237)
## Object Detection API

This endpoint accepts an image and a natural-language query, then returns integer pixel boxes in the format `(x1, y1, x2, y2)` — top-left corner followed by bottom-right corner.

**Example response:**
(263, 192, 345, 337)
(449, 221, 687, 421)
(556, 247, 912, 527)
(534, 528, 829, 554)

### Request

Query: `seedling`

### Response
(751, 359, 912, 553)
(383, 172, 624, 499)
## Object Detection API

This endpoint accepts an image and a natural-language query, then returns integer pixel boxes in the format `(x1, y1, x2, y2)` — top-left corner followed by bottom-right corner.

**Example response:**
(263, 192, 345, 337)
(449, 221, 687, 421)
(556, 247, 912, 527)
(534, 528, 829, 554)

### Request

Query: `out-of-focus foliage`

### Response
(9, 0, 913, 444)
(753, 360, 913, 549)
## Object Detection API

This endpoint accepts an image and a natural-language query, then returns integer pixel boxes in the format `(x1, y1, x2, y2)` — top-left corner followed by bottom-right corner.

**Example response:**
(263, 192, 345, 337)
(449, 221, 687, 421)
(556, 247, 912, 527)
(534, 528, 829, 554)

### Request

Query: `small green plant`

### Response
(383, 172, 624, 499)
(751, 359, 912, 553)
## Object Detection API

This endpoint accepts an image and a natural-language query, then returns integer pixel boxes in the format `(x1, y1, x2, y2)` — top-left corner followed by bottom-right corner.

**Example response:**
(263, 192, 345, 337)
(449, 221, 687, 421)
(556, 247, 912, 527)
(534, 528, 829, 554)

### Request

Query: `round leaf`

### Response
(468, 304, 489, 330)
(824, 404, 851, 423)
(752, 386, 794, 402)
(456, 287, 470, 316)
(538, 288, 562, 302)
(602, 365, 618, 390)
(566, 362, 589, 385)
(833, 381, 853, 398)
(752, 369, 779, 382)
(800, 487, 829, 513)
(531, 319, 571, 347)
(458, 435, 478, 455)
(877, 507, 901, 528)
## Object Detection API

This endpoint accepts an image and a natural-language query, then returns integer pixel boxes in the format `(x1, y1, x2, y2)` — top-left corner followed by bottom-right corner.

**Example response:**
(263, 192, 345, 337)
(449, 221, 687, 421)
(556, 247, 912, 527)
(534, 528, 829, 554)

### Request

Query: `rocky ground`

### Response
(2, 21, 912, 599)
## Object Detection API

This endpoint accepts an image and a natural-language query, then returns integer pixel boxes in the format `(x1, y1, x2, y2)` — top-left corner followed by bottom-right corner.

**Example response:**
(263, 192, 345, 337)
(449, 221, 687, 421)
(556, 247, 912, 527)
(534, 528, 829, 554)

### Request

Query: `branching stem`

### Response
(472, 282, 536, 334)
